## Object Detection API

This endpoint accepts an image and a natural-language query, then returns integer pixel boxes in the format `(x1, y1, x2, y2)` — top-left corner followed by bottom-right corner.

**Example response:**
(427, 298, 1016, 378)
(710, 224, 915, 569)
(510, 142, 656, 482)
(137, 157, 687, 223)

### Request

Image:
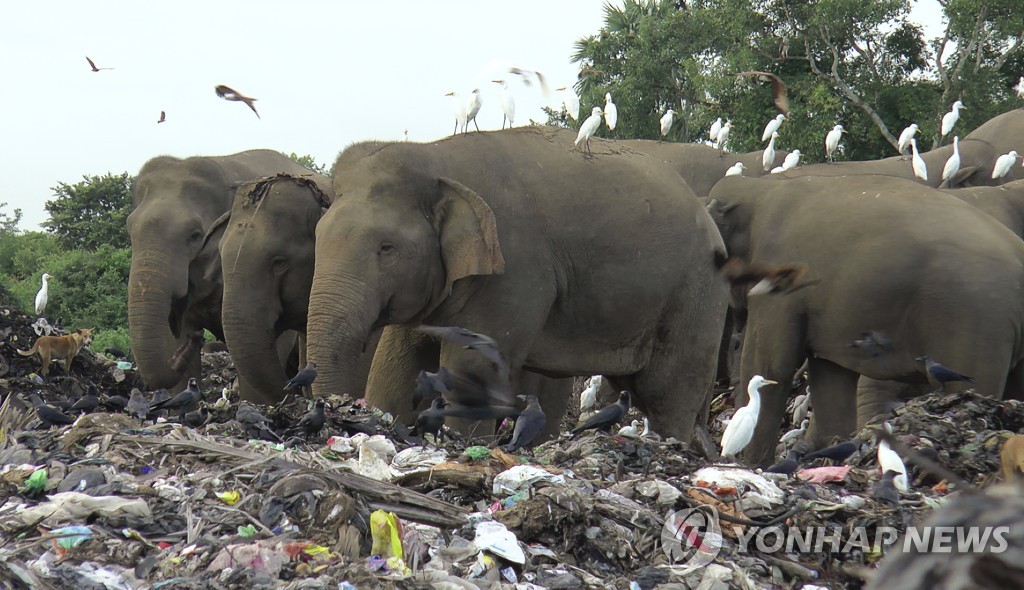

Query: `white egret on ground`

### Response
(659, 109, 676, 139)
(604, 92, 618, 130)
(444, 91, 467, 135)
(910, 138, 928, 181)
(825, 124, 845, 160)
(877, 422, 908, 492)
(580, 375, 602, 412)
(781, 149, 801, 171)
(465, 88, 482, 133)
(897, 123, 919, 155)
(35, 273, 52, 316)
(556, 86, 579, 120)
(640, 417, 650, 437)
(715, 120, 731, 151)
(992, 150, 1020, 179)
(720, 375, 777, 458)
(725, 162, 745, 177)
(780, 419, 809, 444)
(761, 114, 785, 142)
(1016, 77, 1024, 100)
(618, 420, 642, 439)
(575, 107, 604, 156)
(940, 100, 965, 138)
(709, 117, 723, 142)
(942, 136, 961, 186)
(762, 131, 779, 171)
(792, 389, 811, 424)
(493, 80, 515, 129)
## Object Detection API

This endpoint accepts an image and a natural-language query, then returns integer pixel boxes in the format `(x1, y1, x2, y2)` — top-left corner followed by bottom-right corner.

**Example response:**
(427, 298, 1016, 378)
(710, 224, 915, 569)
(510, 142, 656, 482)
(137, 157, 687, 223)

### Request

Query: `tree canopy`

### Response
(44, 173, 132, 251)
(552, 0, 1024, 162)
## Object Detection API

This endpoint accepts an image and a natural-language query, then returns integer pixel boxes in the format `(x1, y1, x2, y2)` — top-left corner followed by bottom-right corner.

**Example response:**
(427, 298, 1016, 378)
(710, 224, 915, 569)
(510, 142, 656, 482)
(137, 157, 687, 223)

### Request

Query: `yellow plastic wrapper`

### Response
(369, 509, 404, 561)
(216, 490, 241, 505)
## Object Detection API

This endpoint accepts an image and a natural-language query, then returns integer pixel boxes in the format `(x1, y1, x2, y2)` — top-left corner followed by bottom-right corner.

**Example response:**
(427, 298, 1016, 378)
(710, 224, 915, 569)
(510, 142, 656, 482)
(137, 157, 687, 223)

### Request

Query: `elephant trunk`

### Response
(128, 251, 187, 388)
(306, 267, 376, 398)
(222, 302, 290, 404)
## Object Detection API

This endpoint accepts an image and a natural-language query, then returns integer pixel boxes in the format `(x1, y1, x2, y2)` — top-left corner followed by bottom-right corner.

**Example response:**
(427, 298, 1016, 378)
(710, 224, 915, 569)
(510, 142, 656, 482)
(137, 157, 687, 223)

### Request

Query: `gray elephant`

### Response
(708, 174, 1024, 465)
(127, 150, 313, 390)
(619, 141, 789, 197)
(961, 108, 1024, 156)
(306, 127, 728, 442)
(944, 179, 1024, 238)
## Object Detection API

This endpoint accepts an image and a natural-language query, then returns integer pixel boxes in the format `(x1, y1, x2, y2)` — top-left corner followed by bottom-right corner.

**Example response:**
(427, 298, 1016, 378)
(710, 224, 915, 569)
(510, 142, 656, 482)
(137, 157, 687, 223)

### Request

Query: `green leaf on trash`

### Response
(25, 469, 47, 492)
(465, 446, 491, 461)
(237, 524, 256, 537)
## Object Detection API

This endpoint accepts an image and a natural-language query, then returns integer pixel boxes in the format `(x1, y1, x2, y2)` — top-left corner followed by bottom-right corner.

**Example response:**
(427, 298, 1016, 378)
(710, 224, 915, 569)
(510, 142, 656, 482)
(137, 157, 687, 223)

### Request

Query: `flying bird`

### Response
(916, 356, 974, 392)
(781, 149, 801, 171)
(850, 331, 893, 358)
(780, 419, 809, 444)
(659, 109, 676, 139)
(825, 124, 845, 160)
(940, 100, 965, 138)
(575, 107, 604, 156)
(720, 375, 776, 458)
(412, 367, 454, 410)
(85, 56, 113, 72)
(556, 86, 580, 120)
(765, 449, 803, 475)
(724, 162, 745, 177)
(157, 111, 166, 124)
(577, 67, 605, 79)
(802, 439, 862, 463)
(941, 136, 961, 186)
(992, 150, 1020, 179)
(735, 71, 789, 115)
(579, 375, 602, 413)
(508, 66, 549, 95)
(877, 423, 908, 492)
(762, 131, 779, 171)
(709, 117, 723, 142)
(289, 398, 327, 437)
(444, 91, 468, 135)
(215, 85, 260, 119)
(571, 390, 630, 435)
(715, 120, 731, 152)
(493, 80, 515, 129)
(35, 273, 52, 316)
(503, 395, 547, 452)
(284, 362, 318, 391)
(720, 258, 813, 295)
(603, 93, 617, 131)
(464, 88, 483, 133)
(897, 124, 919, 155)
(150, 378, 202, 417)
(910, 138, 928, 181)
(761, 114, 785, 142)
(29, 394, 75, 428)
(873, 470, 902, 506)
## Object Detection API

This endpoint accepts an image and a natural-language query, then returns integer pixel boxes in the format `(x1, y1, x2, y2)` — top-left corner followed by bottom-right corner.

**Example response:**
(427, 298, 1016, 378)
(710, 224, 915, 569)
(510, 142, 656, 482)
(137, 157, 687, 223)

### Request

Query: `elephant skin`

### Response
(708, 175, 1024, 465)
(620, 141, 790, 197)
(306, 127, 728, 443)
(962, 109, 1024, 159)
(944, 179, 1024, 239)
(127, 150, 313, 390)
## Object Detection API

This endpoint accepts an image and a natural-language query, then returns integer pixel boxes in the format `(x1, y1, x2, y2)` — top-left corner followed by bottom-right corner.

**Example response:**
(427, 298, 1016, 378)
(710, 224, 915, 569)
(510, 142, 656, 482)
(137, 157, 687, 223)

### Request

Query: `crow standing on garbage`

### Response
(150, 378, 202, 417)
(916, 356, 974, 391)
(284, 362, 318, 392)
(412, 397, 449, 439)
(503, 395, 547, 452)
(288, 398, 326, 437)
(236, 403, 278, 439)
(766, 449, 803, 475)
(127, 388, 149, 420)
(29, 394, 75, 427)
(69, 392, 99, 413)
(801, 439, 863, 463)
(182, 403, 209, 428)
(873, 470, 902, 506)
(571, 391, 631, 435)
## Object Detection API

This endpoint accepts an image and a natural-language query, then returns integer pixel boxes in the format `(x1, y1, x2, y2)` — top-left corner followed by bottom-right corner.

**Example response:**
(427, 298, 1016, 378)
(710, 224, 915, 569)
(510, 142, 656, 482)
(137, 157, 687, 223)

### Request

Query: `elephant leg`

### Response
(1003, 361, 1024, 401)
(855, 377, 927, 429)
(520, 371, 572, 442)
(804, 357, 861, 450)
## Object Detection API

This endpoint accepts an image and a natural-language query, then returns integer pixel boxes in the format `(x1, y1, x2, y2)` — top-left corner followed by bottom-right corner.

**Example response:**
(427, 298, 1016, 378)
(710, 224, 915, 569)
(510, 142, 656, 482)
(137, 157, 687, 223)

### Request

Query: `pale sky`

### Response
(1, 1, 944, 230)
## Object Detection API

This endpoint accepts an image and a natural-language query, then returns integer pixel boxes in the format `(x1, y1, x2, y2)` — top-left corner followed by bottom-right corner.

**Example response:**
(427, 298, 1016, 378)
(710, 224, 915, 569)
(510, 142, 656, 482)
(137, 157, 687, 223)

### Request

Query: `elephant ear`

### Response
(195, 211, 229, 286)
(434, 177, 506, 295)
(948, 166, 979, 188)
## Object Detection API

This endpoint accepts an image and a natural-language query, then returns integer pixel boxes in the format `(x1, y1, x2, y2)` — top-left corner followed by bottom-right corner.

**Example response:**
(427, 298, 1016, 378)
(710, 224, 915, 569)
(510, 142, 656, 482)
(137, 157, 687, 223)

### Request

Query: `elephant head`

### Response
(219, 173, 332, 403)
(306, 146, 504, 397)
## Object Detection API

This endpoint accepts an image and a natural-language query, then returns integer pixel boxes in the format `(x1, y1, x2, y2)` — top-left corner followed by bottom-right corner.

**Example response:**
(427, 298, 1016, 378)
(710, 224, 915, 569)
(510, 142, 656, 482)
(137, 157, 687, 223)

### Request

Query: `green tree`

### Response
(288, 153, 330, 176)
(44, 173, 132, 251)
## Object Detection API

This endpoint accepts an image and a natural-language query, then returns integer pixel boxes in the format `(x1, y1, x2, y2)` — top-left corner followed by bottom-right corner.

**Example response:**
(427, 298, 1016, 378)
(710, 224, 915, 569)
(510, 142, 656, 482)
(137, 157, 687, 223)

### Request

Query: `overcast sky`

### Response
(1, 1, 944, 230)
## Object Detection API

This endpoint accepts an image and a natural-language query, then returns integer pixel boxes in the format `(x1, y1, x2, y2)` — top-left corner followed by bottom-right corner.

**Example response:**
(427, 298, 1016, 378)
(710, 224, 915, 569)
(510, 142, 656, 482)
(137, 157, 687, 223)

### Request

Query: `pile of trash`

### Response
(0, 307, 1022, 588)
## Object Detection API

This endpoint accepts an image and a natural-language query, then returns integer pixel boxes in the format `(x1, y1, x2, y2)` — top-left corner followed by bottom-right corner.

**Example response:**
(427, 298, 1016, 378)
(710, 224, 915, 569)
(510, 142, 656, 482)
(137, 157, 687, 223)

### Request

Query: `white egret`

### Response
(825, 124, 845, 160)
(709, 117, 723, 142)
(941, 136, 961, 186)
(659, 109, 676, 139)
(34, 273, 52, 316)
(493, 79, 515, 129)
(575, 107, 604, 156)
(715, 120, 731, 151)
(780, 419, 809, 444)
(465, 88, 483, 133)
(792, 389, 811, 425)
(761, 114, 785, 142)
(762, 131, 779, 171)
(877, 422, 908, 492)
(617, 419, 642, 439)
(725, 162, 745, 177)
(556, 86, 579, 121)
(720, 375, 777, 458)
(897, 123, 919, 155)
(940, 100, 965, 138)
(604, 92, 618, 131)
(640, 417, 650, 437)
(444, 91, 467, 135)
(1016, 77, 1024, 100)
(580, 375, 602, 412)
(910, 138, 928, 181)
(992, 150, 1020, 179)
(781, 149, 801, 171)
(770, 166, 785, 174)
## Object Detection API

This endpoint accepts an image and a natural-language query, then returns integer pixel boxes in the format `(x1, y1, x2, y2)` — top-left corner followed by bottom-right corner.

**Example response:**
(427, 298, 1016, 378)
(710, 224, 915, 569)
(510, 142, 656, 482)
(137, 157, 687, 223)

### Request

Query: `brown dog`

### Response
(17, 328, 94, 378)
(1000, 434, 1024, 483)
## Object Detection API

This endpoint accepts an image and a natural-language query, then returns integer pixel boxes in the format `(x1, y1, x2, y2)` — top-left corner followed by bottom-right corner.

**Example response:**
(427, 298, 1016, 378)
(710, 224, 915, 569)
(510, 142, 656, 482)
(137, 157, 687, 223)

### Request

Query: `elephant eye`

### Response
(379, 242, 396, 255)
(189, 230, 203, 242)
(272, 256, 289, 275)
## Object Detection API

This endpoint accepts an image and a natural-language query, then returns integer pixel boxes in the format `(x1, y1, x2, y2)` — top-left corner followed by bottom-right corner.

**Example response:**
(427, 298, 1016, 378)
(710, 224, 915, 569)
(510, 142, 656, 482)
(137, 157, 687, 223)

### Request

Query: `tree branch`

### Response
(993, 28, 1024, 70)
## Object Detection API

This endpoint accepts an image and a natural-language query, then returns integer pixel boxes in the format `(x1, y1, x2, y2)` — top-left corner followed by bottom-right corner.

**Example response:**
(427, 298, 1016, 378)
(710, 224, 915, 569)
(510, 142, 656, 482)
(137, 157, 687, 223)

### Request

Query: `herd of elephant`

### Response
(125, 108, 1024, 466)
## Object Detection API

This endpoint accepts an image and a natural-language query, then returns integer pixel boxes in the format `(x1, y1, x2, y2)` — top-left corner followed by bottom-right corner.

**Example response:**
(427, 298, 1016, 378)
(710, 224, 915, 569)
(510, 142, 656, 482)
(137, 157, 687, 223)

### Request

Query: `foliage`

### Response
(44, 173, 132, 251)
(559, 0, 1024, 162)
(288, 153, 330, 176)
(92, 327, 132, 357)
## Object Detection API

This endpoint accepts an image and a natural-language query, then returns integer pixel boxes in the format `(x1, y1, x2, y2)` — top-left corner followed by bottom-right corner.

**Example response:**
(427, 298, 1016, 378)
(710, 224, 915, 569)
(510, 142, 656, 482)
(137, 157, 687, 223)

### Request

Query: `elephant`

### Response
(961, 108, 1024, 156)
(306, 126, 729, 443)
(619, 141, 790, 197)
(127, 150, 313, 390)
(944, 179, 1024, 238)
(707, 174, 1024, 466)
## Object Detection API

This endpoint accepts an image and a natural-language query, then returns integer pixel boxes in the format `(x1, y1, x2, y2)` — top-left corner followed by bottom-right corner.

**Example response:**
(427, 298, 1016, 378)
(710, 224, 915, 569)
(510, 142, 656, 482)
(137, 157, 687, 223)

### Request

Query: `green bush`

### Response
(92, 327, 132, 357)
